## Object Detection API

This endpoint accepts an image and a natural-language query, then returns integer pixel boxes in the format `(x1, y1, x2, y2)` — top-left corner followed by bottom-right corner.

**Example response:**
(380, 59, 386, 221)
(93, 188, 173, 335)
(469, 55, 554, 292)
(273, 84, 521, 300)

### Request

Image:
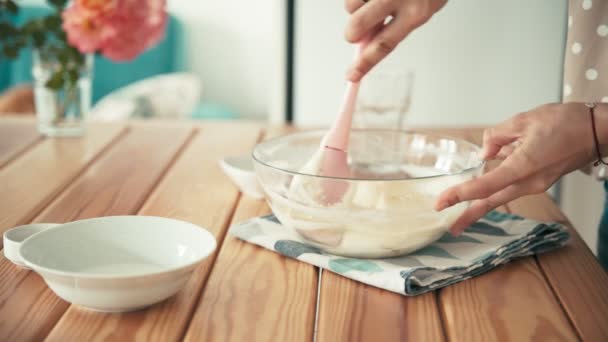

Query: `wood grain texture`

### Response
(318, 273, 444, 342)
(1, 120, 605, 342)
(184, 197, 318, 342)
(0, 123, 125, 247)
(44, 122, 262, 342)
(0, 117, 40, 168)
(439, 256, 577, 342)
(0, 124, 192, 342)
(508, 194, 608, 342)
(183, 126, 318, 342)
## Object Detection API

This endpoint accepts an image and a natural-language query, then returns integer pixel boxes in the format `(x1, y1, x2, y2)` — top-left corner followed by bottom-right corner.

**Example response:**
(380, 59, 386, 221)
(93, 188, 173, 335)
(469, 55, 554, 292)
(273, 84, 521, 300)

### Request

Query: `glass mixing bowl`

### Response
(252, 130, 483, 258)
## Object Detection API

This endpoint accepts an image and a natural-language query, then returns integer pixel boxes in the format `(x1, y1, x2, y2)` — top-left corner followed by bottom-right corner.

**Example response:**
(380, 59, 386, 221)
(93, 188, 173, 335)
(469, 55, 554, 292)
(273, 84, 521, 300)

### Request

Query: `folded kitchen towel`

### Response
(230, 211, 569, 296)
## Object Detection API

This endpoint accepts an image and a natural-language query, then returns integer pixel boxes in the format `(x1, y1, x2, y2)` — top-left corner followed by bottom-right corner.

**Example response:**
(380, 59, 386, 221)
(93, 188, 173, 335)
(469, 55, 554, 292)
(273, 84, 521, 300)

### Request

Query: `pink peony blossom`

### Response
(62, 0, 167, 61)
(62, 3, 115, 54)
(101, 0, 167, 61)
(76, 0, 117, 15)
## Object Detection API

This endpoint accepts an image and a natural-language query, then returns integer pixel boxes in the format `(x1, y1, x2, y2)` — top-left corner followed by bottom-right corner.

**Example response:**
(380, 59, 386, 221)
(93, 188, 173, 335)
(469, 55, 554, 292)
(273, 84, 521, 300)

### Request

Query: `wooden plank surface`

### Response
(0, 119, 606, 342)
(437, 129, 577, 341)
(508, 194, 608, 342)
(318, 274, 444, 342)
(44, 122, 263, 342)
(184, 197, 318, 342)
(439, 255, 578, 341)
(184, 127, 318, 342)
(0, 117, 40, 168)
(0, 124, 125, 246)
(0, 124, 193, 341)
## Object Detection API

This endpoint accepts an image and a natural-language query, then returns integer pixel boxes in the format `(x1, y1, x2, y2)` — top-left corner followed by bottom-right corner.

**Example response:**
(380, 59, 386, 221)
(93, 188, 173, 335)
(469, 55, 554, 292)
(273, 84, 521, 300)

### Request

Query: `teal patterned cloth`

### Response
(230, 211, 570, 296)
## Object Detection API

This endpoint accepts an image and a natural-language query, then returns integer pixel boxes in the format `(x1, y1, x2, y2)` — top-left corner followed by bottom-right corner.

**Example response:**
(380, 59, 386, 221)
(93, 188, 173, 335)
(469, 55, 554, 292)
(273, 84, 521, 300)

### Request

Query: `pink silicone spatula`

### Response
(318, 43, 367, 204)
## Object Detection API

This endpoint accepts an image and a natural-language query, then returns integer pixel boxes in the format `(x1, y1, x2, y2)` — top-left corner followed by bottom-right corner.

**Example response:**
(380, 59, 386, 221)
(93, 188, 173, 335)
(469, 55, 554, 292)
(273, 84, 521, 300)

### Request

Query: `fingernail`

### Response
(450, 225, 466, 236)
(435, 201, 446, 212)
(477, 148, 488, 160)
(347, 68, 363, 82)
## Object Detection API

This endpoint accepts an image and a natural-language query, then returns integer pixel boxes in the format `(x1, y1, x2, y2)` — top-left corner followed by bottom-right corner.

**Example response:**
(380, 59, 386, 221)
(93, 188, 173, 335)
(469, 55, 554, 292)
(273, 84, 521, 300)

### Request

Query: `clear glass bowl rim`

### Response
(251, 129, 485, 182)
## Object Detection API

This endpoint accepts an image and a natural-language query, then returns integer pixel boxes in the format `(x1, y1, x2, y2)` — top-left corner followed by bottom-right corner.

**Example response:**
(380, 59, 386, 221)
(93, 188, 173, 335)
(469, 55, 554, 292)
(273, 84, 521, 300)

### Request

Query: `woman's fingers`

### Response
(452, 116, 527, 216)
(435, 150, 534, 211)
(495, 143, 517, 160)
(345, 0, 397, 43)
(344, 0, 447, 81)
(480, 123, 521, 160)
(449, 183, 528, 235)
(344, 0, 366, 14)
(347, 15, 415, 81)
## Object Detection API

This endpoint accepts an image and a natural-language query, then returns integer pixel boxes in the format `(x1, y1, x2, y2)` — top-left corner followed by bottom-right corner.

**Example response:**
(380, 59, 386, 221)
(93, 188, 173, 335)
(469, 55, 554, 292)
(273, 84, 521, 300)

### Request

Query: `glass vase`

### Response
(32, 50, 93, 137)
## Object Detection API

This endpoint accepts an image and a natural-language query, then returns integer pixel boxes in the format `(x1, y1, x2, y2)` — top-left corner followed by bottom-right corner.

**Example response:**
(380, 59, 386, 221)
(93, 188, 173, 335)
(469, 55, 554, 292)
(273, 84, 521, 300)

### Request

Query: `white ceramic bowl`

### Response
(4, 223, 59, 269)
(19, 216, 216, 312)
(219, 156, 264, 199)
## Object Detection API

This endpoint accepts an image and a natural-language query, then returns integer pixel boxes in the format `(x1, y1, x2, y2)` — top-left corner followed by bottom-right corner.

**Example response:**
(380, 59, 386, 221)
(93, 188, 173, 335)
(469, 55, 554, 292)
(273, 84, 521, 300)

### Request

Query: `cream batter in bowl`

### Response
(252, 130, 484, 258)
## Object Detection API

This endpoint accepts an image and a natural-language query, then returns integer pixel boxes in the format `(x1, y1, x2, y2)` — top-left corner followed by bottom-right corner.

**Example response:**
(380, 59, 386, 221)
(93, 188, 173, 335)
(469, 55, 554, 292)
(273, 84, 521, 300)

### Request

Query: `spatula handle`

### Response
(324, 43, 367, 150)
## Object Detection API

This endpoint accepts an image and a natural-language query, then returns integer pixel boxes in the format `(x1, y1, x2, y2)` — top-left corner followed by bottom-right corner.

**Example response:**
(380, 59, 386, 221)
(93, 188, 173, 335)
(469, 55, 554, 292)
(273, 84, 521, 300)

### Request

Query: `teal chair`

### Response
(1, 5, 183, 103)
(0, 4, 238, 119)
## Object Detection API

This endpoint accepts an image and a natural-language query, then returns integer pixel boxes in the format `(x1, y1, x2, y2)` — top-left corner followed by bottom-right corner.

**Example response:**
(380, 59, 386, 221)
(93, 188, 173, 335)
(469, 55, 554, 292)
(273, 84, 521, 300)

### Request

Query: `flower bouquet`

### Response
(0, 0, 167, 136)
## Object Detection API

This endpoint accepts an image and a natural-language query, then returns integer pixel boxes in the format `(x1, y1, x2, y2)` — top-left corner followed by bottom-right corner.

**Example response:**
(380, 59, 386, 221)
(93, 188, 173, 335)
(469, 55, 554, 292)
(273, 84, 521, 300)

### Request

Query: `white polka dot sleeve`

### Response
(563, 0, 608, 103)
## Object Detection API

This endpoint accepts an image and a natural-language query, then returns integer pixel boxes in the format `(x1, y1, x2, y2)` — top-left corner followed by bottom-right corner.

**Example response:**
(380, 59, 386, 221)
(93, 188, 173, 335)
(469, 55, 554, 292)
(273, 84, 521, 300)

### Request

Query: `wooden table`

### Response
(0, 117, 607, 342)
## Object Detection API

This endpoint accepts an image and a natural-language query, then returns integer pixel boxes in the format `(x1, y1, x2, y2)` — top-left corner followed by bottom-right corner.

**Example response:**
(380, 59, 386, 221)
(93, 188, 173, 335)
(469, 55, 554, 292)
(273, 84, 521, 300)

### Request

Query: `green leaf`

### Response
(45, 70, 64, 90)
(53, 29, 66, 41)
(32, 31, 46, 48)
(0, 21, 16, 39)
(21, 20, 38, 34)
(66, 68, 79, 85)
(6, 0, 18, 14)
(2, 44, 18, 58)
(68, 47, 84, 64)
(57, 49, 69, 64)
(48, 0, 68, 9)
(14, 38, 26, 50)
(44, 15, 61, 31)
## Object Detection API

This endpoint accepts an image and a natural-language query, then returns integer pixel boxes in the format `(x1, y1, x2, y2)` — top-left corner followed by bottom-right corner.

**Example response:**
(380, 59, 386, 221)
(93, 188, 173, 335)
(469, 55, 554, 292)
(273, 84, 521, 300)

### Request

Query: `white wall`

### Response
(294, 0, 568, 127)
(168, 0, 284, 121)
(562, 172, 604, 255)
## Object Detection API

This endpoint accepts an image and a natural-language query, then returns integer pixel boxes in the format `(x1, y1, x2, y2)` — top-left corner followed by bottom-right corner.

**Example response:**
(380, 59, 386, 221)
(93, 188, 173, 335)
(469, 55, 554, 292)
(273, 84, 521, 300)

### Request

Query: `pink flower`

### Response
(76, 0, 117, 15)
(101, 0, 167, 61)
(62, 0, 167, 61)
(62, 4, 115, 54)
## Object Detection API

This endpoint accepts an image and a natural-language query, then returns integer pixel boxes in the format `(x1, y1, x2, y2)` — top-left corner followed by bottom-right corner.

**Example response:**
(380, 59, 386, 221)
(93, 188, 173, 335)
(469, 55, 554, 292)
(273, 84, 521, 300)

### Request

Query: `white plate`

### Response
(19, 216, 216, 312)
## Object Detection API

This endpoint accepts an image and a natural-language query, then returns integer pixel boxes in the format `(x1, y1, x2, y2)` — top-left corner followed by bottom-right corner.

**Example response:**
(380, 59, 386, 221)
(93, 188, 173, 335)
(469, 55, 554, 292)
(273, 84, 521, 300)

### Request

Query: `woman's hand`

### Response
(435, 102, 608, 235)
(344, 0, 447, 82)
